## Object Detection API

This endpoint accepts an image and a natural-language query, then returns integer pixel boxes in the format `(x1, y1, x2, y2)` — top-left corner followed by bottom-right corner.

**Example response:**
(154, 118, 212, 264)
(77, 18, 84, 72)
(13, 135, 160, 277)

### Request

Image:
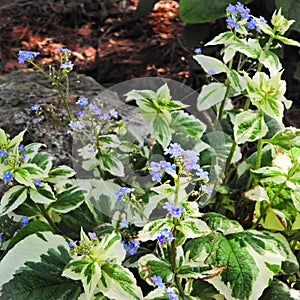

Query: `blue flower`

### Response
(239, 7, 250, 19)
(21, 216, 29, 228)
(101, 113, 110, 121)
(122, 240, 140, 255)
(156, 228, 174, 245)
(196, 168, 209, 181)
(88, 232, 97, 240)
(247, 18, 257, 30)
(0, 150, 8, 157)
(76, 110, 85, 117)
(183, 150, 199, 171)
(226, 4, 237, 14)
(109, 109, 118, 119)
(259, 16, 267, 23)
(207, 69, 216, 75)
(88, 104, 102, 115)
(226, 16, 239, 29)
(163, 202, 185, 218)
(34, 179, 42, 186)
(0, 232, 2, 241)
(2, 172, 13, 182)
(31, 104, 40, 111)
(159, 161, 177, 176)
(164, 143, 184, 158)
(18, 144, 26, 151)
(20, 154, 26, 160)
(57, 47, 72, 53)
(115, 187, 135, 201)
(201, 184, 212, 194)
(76, 97, 89, 107)
(120, 220, 129, 228)
(61, 61, 73, 69)
(194, 47, 202, 54)
(69, 240, 77, 248)
(166, 287, 179, 300)
(18, 50, 40, 64)
(151, 275, 166, 289)
(69, 121, 81, 130)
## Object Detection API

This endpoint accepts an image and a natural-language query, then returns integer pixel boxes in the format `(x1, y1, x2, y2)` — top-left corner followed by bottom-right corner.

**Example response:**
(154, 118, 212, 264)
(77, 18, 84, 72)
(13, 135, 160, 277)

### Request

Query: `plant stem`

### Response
(38, 204, 62, 234)
(252, 161, 299, 229)
(225, 140, 237, 177)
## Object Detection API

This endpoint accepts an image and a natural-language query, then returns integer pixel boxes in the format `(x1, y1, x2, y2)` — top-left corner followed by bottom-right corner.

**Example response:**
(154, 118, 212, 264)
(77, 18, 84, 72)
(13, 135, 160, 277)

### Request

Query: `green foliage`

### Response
(0, 246, 83, 300)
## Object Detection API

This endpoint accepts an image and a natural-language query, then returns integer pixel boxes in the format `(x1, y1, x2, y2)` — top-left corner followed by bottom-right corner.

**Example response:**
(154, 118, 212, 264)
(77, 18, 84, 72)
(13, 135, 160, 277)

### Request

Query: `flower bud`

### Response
(271, 8, 295, 35)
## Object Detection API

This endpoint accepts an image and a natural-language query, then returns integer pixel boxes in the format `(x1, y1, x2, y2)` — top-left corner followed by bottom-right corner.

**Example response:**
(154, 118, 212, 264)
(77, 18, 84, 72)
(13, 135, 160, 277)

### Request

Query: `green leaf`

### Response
(176, 218, 211, 242)
(138, 219, 173, 242)
(98, 134, 120, 149)
(63, 258, 101, 299)
(47, 166, 76, 183)
(185, 229, 293, 300)
(49, 185, 84, 213)
(4, 221, 53, 254)
(260, 278, 300, 299)
(0, 185, 28, 215)
(179, 0, 252, 23)
(197, 83, 227, 110)
(205, 31, 235, 46)
(244, 185, 269, 202)
(93, 233, 125, 263)
(14, 168, 35, 188)
(275, 0, 300, 32)
(189, 280, 224, 300)
(99, 264, 143, 300)
(234, 111, 268, 144)
(29, 183, 56, 204)
(0, 246, 83, 300)
(229, 42, 259, 59)
(28, 152, 53, 172)
(227, 69, 245, 94)
(170, 110, 206, 137)
(276, 35, 300, 47)
(267, 128, 300, 150)
(0, 128, 8, 146)
(8, 129, 26, 149)
(193, 55, 228, 74)
(19, 163, 46, 178)
(201, 212, 244, 235)
(0, 232, 68, 289)
(259, 50, 282, 76)
(150, 114, 172, 149)
(98, 153, 125, 177)
(138, 254, 173, 285)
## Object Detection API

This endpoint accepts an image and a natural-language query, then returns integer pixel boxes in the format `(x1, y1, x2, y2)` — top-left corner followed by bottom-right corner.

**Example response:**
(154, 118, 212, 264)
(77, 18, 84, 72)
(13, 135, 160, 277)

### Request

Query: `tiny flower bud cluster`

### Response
(68, 232, 99, 256)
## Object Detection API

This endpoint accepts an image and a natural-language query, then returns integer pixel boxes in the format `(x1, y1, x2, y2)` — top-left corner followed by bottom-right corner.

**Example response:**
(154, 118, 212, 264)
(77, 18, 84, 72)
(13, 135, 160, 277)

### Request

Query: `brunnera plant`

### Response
(0, 2, 300, 300)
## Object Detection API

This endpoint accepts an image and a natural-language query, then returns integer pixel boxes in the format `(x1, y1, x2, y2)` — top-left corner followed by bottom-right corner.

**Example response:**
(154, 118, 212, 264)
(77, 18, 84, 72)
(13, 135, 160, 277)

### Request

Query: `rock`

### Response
(0, 69, 148, 166)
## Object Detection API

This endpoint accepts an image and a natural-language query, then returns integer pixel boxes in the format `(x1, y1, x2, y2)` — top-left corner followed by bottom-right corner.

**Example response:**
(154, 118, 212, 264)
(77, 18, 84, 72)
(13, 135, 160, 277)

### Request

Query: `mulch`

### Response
(0, 0, 299, 127)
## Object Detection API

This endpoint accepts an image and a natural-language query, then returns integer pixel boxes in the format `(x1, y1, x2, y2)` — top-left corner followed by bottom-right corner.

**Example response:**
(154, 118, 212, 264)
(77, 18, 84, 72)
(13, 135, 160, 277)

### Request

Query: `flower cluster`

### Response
(226, 2, 266, 32)
(156, 228, 174, 245)
(163, 202, 185, 218)
(151, 275, 179, 300)
(68, 231, 99, 256)
(18, 50, 40, 64)
(150, 160, 176, 182)
(122, 240, 140, 255)
(115, 187, 135, 201)
(164, 143, 200, 172)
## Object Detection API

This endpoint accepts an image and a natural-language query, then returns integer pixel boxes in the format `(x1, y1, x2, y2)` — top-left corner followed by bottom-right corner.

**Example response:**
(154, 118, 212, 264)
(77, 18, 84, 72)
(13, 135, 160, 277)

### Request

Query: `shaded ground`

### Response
(0, 0, 299, 126)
